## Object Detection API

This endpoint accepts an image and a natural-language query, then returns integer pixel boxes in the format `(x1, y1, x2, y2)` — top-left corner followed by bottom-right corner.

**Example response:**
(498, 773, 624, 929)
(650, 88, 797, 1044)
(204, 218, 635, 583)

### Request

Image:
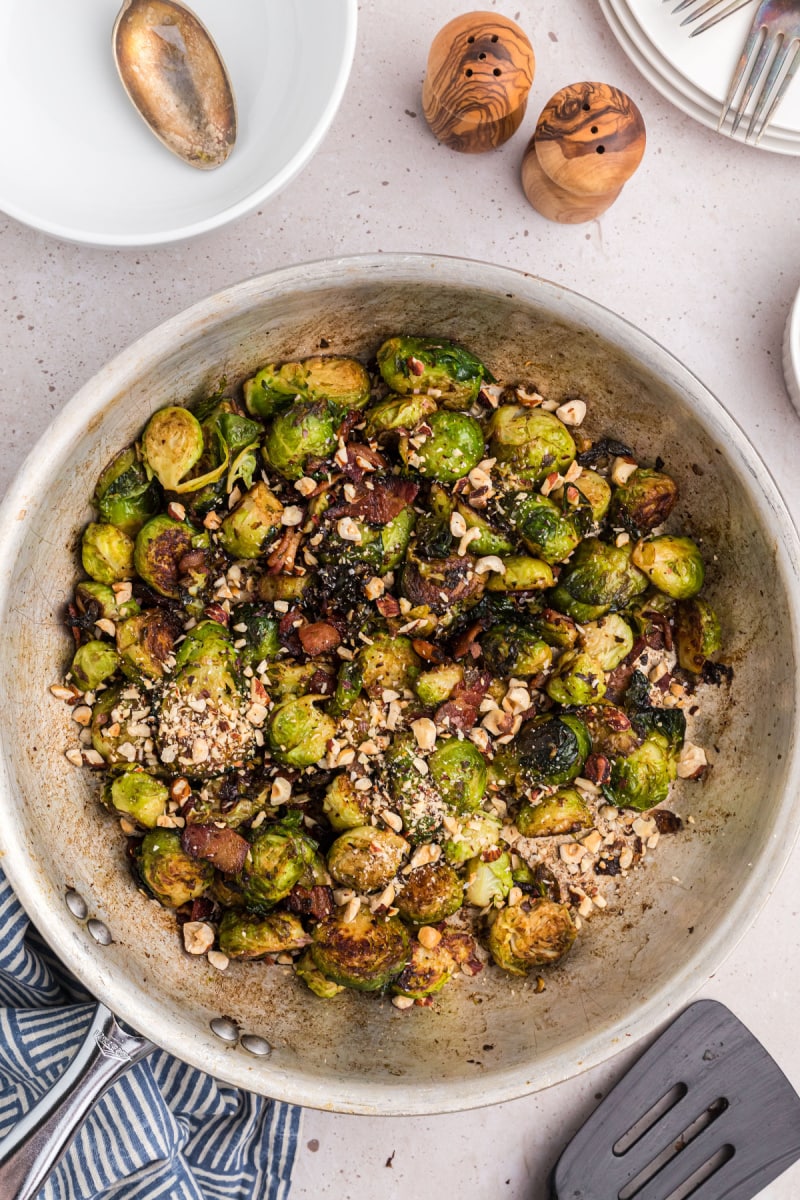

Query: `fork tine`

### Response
(718, 14, 768, 130)
(688, 0, 755, 34)
(750, 36, 800, 139)
(730, 30, 772, 132)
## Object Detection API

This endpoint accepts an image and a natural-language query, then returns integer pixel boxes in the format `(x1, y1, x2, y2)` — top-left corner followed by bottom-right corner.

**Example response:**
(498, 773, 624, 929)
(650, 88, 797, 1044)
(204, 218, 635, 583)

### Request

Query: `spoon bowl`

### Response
(112, 0, 236, 169)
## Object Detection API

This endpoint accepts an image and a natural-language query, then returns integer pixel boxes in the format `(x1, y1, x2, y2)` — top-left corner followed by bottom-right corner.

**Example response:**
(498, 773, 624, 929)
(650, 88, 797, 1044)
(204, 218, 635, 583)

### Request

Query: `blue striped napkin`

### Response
(0, 867, 301, 1200)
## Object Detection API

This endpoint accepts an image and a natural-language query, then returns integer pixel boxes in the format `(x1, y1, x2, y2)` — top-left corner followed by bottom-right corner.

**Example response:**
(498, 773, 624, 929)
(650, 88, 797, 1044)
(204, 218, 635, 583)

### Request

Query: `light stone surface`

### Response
(2, 0, 800, 1196)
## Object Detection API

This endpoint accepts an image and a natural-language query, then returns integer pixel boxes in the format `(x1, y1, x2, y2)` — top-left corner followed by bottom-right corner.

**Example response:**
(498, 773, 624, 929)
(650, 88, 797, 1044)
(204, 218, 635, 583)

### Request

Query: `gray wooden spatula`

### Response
(551, 999, 800, 1199)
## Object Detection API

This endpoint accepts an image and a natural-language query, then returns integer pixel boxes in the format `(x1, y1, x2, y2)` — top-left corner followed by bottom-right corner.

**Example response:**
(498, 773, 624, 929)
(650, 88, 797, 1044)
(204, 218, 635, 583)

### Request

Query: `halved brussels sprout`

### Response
(406, 411, 485, 483)
(90, 683, 154, 767)
(74, 581, 141, 625)
(322, 773, 373, 831)
(244, 356, 370, 419)
(546, 650, 607, 706)
(138, 828, 213, 908)
(257, 573, 313, 604)
(391, 940, 459, 999)
(376, 335, 490, 410)
(482, 624, 553, 678)
(610, 468, 678, 536)
(513, 713, 592, 788)
(266, 695, 336, 768)
(515, 787, 592, 838)
(400, 549, 486, 616)
(464, 851, 513, 907)
(94, 447, 162, 535)
(116, 610, 181, 680)
(103, 767, 168, 828)
(70, 640, 120, 691)
(141, 406, 205, 491)
(265, 659, 320, 700)
(506, 493, 581, 564)
(675, 596, 722, 674)
(578, 613, 634, 671)
(487, 899, 576, 975)
(294, 948, 345, 998)
(81, 523, 136, 585)
(550, 538, 648, 620)
(133, 515, 196, 598)
(234, 604, 281, 668)
(632, 536, 705, 600)
(485, 555, 554, 593)
(383, 734, 448, 844)
(263, 400, 338, 480)
(218, 910, 311, 959)
(488, 406, 576, 483)
(365, 394, 438, 437)
(531, 608, 580, 649)
(311, 909, 410, 992)
(443, 810, 503, 866)
(380, 506, 417, 571)
(218, 482, 284, 559)
(394, 861, 463, 925)
(327, 659, 364, 720)
(358, 634, 421, 698)
(605, 731, 678, 811)
(238, 820, 320, 911)
(552, 468, 612, 527)
(414, 662, 464, 707)
(326, 826, 408, 893)
(428, 738, 487, 813)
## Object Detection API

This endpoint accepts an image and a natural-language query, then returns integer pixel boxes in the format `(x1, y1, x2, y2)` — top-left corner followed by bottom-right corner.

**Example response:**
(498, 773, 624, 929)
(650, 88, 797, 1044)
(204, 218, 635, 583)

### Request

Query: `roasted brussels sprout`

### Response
(244, 356, 370, 419)
(90, 684, 154, 767)
(218, 910, 311, 959)
(257, 573, 313, 605)
(413, 662, 463, 708)
(391, 939, 458, 999)
(531, 608, 580, 649)
(218, 482, 284, 559)
(632, 535, 705, 600)
(428, 738, 487, 813)
(138, 829, 213, 908)
(485, 555, 554, 593)
(553, 468, 612, 527)
(578, 613, 634, 671)
(383, 734, 448, 843)
(549, 538, 648, 620)
(327, 826, 408, 893)
(322, 773, 373, 831)
(482, 624, 553, 678)
(70, 640, 120, 691)
(263, 400, 338, 480)
(675, 596, 722, 673)
(267, 695, 336, 768)
(141, 406, 205, 491)
(238, 819, 320, 911)
(515, 787, 592, 838)
(488, 406, 576, 483)
(357, 634, 421, 697)
(116, 609, 181, 680)
(610, 468, 678, 536)
(506, 492, 581, 564)
(400, 549, 487, 615)
(464, 851, 513, 907)
(406, 411, 485, 483)
(74, 581, 141, 625)
(103, 767, 168, 828)
(546, 650, 607, 706)
(377, 335, 490, 410)
(311, 909, 410, 991)
(513, 713, 592, 787)
(487, 899, 576, 975)
(605, 731, 678, 811)
(133, 516, 195, 599)
(365, 394, 438, 436)
(294, 949, 345, 998)
(394, 861, 463, 925)
(94, 447, 161, 535)
(443, 810, 503, 866)
(81, 522, 136, 585)
(234, 605, 281, 668)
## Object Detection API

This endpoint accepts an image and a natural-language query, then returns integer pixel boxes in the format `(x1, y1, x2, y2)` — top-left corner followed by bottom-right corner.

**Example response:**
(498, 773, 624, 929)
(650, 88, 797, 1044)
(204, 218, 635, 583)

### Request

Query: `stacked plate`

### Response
(598, 0, 800, 154)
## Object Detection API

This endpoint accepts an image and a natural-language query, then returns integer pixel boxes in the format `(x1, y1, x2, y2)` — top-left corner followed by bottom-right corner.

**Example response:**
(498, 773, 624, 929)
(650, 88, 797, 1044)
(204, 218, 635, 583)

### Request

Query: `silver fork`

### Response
(718, 0, 800, 141)
(663, 0, 756, 35)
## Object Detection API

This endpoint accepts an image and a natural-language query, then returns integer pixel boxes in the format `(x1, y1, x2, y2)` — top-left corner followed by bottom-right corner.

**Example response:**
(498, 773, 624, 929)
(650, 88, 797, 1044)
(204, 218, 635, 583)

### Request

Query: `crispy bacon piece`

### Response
(286, 884, 334, 921)
(330, 476, 419, 526)
(341, 443, 387, 481)
(181, 824, 249, 875)
(299, 621, 342, 656)
(435, 667, 492, 732)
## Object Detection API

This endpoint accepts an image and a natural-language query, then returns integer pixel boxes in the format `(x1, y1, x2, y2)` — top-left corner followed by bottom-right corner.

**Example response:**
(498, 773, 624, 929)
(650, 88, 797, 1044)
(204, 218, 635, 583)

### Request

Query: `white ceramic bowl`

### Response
(0, 0, 357, 246)
(783, 287, 800, 413)
(1, 255, 799, 1115)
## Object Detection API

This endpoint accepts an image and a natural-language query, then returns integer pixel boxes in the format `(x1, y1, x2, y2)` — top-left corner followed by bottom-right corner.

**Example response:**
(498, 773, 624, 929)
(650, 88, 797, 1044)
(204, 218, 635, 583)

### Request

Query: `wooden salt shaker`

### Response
(521, 82, 646, 223)
(422, 12, 535, 153)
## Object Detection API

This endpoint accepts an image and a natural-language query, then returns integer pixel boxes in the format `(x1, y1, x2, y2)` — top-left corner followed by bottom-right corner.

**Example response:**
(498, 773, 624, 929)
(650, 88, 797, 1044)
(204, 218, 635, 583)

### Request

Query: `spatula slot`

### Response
(617, 1099, 730, 1199)
(613, 1083, 688, 1155)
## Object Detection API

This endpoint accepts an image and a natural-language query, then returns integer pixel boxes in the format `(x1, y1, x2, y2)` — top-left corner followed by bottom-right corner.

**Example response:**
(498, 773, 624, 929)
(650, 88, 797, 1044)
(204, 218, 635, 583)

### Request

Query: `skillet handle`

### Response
(0, 1002, 155, 1200)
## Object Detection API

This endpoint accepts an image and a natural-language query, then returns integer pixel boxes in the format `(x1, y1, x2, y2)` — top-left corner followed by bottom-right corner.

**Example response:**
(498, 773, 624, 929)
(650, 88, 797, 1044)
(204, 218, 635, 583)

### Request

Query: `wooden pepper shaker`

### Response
(521, 82, 646, 223)
(422, 11, 535, 153)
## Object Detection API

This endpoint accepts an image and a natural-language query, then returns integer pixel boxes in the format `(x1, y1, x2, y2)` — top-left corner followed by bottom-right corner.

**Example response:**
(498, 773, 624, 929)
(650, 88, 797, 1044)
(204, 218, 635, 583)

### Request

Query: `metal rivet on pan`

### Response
(87, 919, 113, 945)
(65, 890, 88, 920)
(210, 1017, 240, 1044)
(241, 1034, 272, 1057)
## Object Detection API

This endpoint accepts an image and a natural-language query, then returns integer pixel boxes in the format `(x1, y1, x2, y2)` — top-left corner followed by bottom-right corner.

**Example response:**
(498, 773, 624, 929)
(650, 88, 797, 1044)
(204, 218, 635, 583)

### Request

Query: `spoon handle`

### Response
(0, 1003, 154, 1200)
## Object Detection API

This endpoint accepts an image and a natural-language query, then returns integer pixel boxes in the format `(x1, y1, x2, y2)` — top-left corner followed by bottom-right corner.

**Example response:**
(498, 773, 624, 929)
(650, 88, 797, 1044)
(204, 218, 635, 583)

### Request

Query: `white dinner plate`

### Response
(599, 0, 800, 154)
(0, 0, 357, 246)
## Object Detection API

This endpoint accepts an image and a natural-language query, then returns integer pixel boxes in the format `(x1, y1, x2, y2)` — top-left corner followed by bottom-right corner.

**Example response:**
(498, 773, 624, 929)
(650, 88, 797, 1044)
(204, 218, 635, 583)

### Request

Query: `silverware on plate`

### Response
(663, 0, 756, 35)
(718, 0, 800, 141)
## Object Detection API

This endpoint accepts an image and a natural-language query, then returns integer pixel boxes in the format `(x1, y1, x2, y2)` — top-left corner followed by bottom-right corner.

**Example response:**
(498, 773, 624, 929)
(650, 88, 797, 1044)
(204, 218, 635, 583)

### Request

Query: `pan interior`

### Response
(0, 257, 796, 1115)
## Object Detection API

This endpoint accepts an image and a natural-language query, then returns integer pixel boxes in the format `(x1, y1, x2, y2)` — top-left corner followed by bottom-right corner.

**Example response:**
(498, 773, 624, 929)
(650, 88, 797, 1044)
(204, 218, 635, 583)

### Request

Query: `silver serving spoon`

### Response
(113, 0, 236, 169)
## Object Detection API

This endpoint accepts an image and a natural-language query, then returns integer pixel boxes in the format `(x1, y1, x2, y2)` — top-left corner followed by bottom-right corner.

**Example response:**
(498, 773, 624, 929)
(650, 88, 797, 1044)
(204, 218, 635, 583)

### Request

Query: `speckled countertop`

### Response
(2, 1, 800, 1196)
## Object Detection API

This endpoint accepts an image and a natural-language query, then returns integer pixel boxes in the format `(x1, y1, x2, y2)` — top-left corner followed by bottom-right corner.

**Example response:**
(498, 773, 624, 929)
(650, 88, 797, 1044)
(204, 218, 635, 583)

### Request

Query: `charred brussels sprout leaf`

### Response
(610, 468, 678, 537)
(103, 768, 168, 828)
(218, 482, 284, 559)
(138, 829, 213, 907)
(516, 787, 592, 838)
(263, 400, 338, 480)
(428, 738, 487, 812)
(218, 910, 311, 959)
(94, 447, 162, 535)
(81, 523, 135, 584)
(488, 899, 576, 975)
(133, 516, 195, 598)
(488, 406, 576, 484)
(311, 909, 410, 991)
(675, 596, 722, 673)
(141, 406, 205, 491)
(326, 826, 408, 893)
(401, 549, 487, 616)
(234, 605, 281, 668)
(266, 695, 336, 768)
(244, 356, 370, 419)
(394, 861, 463, 925)
(70, 640, 120, 691)
(632, 535, 705, 600)
(406, 411, 485, 483)
(377, 335, 491, 410)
